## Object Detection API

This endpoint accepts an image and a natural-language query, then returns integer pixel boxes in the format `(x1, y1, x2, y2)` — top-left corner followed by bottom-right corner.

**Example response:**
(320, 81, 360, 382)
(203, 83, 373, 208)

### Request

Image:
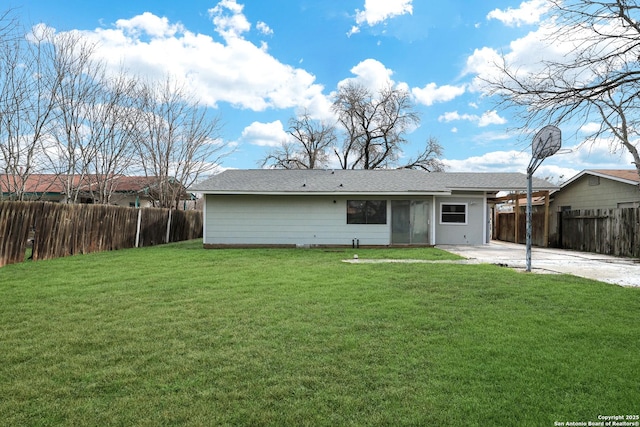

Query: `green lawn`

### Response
(1, 241, 638, 426)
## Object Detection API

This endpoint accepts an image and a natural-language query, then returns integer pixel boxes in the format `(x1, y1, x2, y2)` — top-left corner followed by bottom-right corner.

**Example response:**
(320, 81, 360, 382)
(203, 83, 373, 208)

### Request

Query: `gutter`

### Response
(188, 191, 453, 196)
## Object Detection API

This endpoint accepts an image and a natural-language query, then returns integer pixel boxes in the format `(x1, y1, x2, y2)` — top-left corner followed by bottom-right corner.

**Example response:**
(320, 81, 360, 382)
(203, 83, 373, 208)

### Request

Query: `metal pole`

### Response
(525, 125, 561, 273)
(526, 168, 533, 272)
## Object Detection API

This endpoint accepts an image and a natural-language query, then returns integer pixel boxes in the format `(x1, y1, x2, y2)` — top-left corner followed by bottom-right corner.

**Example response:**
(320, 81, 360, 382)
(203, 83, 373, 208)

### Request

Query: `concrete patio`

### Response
(436, 240, 640, 287)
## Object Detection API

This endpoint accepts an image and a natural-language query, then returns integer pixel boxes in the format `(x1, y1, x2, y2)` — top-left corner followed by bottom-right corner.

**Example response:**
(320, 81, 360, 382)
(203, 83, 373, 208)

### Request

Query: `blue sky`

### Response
(9, 0, 636, 183)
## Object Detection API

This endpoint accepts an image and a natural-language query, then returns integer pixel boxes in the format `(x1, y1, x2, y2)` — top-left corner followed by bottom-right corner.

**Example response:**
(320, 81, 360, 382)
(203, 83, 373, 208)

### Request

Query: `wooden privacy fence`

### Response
(0, 201, 202, 267)
(494, 209, 548, 247)
(560, 208, 640, 258)
(495, 207, 640, 258)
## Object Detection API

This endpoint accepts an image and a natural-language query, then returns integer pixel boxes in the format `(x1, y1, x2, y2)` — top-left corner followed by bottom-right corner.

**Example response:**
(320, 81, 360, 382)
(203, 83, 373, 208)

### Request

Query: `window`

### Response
(588, 176, 600, 186)
(347, 200, 387, 224)
(440, 203, 467, 224)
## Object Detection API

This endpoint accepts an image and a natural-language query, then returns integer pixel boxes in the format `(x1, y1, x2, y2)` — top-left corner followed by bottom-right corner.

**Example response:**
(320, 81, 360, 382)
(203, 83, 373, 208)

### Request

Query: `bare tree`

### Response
(261, 112, 336, 169)
(0, 21, 60, 200)
(331, 82, 439, 170)
(482, 0, 640, 180)
(134, 76, 228, 209)
(85, 71, 140, 204)
(47, 30, 103, 203)
(400, 136, 445, 171)
(0, 8, 19, 43)
(0, 13, 229, 206)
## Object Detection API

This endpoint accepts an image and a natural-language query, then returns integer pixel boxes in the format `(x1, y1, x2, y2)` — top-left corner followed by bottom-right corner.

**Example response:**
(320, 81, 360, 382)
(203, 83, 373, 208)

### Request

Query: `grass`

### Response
(1, 240, 639, 426)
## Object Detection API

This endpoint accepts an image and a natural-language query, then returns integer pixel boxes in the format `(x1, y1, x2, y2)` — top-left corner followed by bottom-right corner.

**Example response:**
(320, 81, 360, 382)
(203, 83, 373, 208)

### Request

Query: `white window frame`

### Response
(440, 202, 468, 225)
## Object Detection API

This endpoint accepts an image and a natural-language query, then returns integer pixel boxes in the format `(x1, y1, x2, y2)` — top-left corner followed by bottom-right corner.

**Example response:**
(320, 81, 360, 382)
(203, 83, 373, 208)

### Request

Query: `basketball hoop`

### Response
(526, 125, 562, 272)
(532, 125, 562, 160)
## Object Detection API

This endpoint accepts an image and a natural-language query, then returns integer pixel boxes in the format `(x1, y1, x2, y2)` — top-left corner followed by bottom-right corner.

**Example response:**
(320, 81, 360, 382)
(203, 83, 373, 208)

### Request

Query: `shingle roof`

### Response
(590, 169, 639, 184)
(190, 169, 558, 194)
(0, 174, 163, 194)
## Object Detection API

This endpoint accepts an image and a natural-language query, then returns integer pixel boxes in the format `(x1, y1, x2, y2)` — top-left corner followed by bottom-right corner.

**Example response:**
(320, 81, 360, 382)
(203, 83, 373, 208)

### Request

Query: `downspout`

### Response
(202, 194, 207, 245)
(431, 195, 437, 245)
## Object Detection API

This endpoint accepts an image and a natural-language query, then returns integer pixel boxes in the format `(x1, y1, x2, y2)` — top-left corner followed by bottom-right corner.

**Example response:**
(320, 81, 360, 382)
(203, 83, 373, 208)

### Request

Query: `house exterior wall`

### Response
(551, 175, 640, 211)
(546, 174, 640, 246)
(205, 194, 390, 246)
(27, 194, 66, 203)
(204, 193, 489, 247)
(109, 194, 154, 208)
(434, 194, 487, 245)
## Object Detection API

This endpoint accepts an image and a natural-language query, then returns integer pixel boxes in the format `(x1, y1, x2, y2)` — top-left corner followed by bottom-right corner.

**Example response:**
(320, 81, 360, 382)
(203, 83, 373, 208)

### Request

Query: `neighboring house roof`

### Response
(561, 169, 640, 188)
(102, 176, 163, 193)
(191, 169, 558, 195)
(0, 174, 64, 194)
(0, 174, 164, 195)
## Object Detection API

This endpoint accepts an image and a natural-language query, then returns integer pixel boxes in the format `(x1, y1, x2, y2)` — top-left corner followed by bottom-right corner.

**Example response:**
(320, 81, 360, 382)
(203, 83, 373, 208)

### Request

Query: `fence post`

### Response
(135, 209, 142, 248)
(514, 194, 520, 244)
(543, 190, 550, 247)
(165, 209, 172, 243)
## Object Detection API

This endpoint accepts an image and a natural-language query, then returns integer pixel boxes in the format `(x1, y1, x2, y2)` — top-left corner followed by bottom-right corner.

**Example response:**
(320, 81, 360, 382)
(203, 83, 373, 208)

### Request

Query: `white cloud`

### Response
(442, 149, 576, 183)
(478, 110, 507, 127)
(65, 1, 329, 115)
(464, 23, 578, 95)
(438, 110, 507, 127)
(579, 122, 602, 134)
(542, 138, 635, 182)
(242, 120, 289, 147)
(443, 150, 579, 184)
(337, 58, 395, 92)
(463, 47, 504, 94)
(256, 21, 273, 36)
(356, 0, 413, 26)
(444, 150, 529, 172)
(467, 7, 636, 97)
(439, 111, 472, 123)
(443, 135, 636, 185)
(349, 0, 413, 35)
(209, 0, 250, 39)
(412, 83, 465, 106)
(486, 0, 549, 27)
(114, 12, 183, 38)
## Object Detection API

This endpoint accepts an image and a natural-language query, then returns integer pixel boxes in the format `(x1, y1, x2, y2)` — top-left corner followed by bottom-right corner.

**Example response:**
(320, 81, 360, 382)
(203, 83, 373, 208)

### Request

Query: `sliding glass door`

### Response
(391, 200, 430, 245)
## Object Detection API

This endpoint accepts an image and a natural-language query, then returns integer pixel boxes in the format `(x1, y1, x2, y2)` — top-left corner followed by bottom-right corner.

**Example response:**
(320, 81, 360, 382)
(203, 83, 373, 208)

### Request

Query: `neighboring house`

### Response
(551, 169, 640, 211)
(190, 169, 557, 247)
(0, 174, 194, 208)
(547, 169, 640, 246)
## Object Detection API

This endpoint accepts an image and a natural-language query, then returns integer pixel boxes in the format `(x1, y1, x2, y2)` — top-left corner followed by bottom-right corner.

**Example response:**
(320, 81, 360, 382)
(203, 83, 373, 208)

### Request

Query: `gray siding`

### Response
(434, 195, 486, 245)
(548, 174, 640, 245)
(204, 193, 489, 246)
(552, 175, 640, 210)
(204, 194, 389, 246)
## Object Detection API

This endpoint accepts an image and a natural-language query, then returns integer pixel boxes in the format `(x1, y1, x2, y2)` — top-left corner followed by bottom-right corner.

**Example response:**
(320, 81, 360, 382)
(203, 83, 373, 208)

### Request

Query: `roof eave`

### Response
(192, 190, 452, 196)
(447, 186, 558, 192)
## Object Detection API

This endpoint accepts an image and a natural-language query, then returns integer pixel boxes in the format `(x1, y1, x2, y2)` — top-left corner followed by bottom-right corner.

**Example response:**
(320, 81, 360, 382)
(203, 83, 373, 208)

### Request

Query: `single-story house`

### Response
(190, 169, 557, 247)
(0, 174, 194, 208)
